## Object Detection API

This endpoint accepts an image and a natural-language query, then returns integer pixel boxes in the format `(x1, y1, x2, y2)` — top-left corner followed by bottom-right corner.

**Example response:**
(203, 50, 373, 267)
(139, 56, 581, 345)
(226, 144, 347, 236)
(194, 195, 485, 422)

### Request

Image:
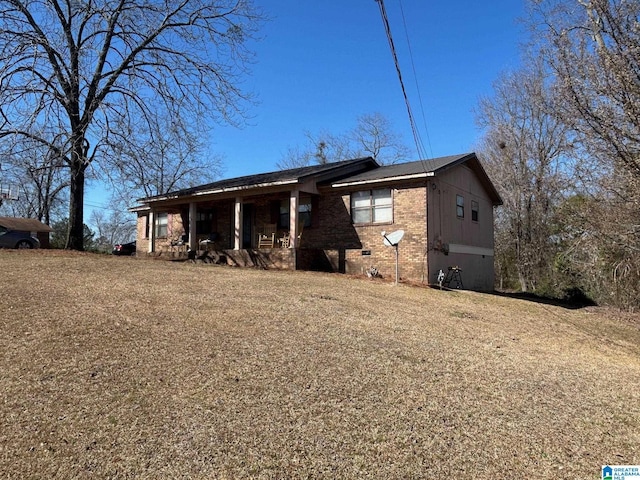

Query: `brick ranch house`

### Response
(132, 152, 502, 290)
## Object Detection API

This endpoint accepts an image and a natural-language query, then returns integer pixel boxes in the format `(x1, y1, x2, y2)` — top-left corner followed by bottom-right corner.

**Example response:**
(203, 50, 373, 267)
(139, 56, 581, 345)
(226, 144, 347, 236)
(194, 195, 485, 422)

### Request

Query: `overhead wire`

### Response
(374, 0, 429, 165)
(397, 0, 433, 160)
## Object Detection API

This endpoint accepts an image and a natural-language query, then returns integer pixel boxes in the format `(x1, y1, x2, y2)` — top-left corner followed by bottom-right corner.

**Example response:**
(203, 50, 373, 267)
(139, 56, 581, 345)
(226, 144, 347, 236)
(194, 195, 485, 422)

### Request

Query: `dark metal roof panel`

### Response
(140, 157, 377, 202)
(331, 153, 474, 184)
(331, 153, 503, 206)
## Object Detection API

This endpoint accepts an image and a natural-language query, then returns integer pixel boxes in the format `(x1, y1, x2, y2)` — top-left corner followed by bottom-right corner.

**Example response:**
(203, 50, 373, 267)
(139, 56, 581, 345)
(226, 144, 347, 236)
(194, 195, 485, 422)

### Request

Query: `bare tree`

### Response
(277, 112, 410, 169)
(351, 113, 411, 165)
(102, 114, 223, 201)
(278, 131, 354, 170)
(476, 61, 573, 293)
(0, 0, 262, 250)
(0, 138, 68, 223)
(529, 0, 640, 180)
(554, 171, 640, 309)
(90, 207, 136, 252)
(527, 0, 640, 308)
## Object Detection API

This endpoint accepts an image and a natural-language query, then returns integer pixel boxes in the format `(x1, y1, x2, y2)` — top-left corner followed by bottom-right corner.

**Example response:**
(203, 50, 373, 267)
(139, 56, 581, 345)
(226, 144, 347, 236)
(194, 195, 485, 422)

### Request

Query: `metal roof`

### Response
(135, 153, 502, 207)
(332, 153, 473, 186)
(332, 153, 503, 205)
(140, 157, 377, 203)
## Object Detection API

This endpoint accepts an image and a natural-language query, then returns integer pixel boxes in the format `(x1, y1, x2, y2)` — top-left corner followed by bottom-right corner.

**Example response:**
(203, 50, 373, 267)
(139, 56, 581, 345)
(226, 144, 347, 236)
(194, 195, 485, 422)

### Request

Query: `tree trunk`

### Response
(67, 164, 85, 250)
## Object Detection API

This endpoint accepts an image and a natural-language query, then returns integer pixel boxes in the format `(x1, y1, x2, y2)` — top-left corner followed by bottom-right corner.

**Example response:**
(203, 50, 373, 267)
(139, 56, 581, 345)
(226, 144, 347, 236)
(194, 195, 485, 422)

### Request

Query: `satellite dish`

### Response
(382, 229, 404, 247)
(381, 230, 405, 285)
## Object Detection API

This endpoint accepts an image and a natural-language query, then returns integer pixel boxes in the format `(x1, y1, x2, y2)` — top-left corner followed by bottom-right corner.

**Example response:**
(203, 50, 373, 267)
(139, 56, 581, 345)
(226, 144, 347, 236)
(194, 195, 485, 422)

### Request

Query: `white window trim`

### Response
(351, 188, 393, 225)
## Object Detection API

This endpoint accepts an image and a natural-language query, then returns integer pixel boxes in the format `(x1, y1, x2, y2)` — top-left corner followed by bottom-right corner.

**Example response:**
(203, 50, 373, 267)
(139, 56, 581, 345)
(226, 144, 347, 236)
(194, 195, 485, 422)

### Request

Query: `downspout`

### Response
(422, 180, 429, 283)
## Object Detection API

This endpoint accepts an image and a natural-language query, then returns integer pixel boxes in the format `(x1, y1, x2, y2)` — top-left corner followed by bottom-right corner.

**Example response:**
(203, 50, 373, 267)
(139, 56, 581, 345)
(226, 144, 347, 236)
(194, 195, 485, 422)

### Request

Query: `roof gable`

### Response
(332, 153, 503, 206)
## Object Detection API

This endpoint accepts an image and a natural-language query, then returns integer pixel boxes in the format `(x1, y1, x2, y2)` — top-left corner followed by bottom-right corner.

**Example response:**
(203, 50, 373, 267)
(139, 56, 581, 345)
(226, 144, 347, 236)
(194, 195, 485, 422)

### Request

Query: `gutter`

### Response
(332, 172, 434, 188)
(141, 179, 299, 203)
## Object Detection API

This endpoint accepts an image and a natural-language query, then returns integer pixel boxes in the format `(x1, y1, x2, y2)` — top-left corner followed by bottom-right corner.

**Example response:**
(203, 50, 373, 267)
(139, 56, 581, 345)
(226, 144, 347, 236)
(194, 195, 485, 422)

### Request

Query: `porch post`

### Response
(234, 197, 242, 250)
(148, 210, 155, 253)
(289, 189, 299, 249)
(188, 202, 197, 250)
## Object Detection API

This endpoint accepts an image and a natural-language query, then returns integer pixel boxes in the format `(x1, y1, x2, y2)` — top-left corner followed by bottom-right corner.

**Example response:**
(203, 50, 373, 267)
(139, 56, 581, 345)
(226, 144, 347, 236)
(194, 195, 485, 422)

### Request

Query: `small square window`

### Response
(351, 189, 393, 224)
(456, 195, 464, 218)
(471, 200, 479, 222)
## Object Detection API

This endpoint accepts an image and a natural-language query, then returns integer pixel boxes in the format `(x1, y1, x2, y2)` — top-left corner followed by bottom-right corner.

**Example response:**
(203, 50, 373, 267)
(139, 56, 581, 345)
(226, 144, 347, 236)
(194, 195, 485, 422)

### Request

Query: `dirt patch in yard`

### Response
(1, 250, 639, 478)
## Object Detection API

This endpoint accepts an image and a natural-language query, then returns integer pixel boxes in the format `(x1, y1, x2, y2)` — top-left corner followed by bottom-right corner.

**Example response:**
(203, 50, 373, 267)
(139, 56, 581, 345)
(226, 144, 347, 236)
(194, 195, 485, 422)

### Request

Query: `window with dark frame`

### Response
(351, 188, 392, 224)
(299, 199, 312, 227)
(279, 197, 312, 229)
(196, 209, 215, 234)
(279, 199, 289, 229)
(456, 194, 464, 218)
(471, 200, 479, 222)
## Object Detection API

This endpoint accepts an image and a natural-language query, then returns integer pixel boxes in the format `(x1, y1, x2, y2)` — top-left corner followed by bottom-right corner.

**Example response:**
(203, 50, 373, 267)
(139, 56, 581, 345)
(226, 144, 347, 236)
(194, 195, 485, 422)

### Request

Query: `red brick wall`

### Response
(136, 213, 149, 253)
(344, 185, 428, 282)
(311, 183, 429, 282)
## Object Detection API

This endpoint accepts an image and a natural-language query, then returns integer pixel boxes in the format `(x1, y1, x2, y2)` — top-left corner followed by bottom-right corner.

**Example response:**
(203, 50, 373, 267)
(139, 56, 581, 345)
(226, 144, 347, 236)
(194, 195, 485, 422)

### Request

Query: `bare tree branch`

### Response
(0, 0, 263, 249)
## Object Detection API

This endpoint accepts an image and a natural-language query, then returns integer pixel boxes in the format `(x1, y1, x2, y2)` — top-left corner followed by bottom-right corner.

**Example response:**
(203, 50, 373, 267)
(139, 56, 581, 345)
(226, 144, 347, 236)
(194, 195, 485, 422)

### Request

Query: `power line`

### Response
(397, 0, 433, 159)
(375, 0, 429, 163)
(85, 201, 112, 210)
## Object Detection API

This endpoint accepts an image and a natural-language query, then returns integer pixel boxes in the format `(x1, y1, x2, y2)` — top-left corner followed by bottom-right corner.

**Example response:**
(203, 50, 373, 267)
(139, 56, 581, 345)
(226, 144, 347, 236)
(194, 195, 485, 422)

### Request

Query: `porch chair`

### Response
(279, 232, 290, 248)
(279, 220, 305, 248)
(257, 223, 277, 248)
(170, 234, 188, 254)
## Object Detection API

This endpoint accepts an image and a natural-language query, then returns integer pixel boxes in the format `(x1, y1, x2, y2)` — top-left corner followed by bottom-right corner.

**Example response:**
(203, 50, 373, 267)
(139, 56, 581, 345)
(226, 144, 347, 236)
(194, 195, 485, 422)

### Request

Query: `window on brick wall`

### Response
(279, 196, 312, 229)
(456, 195, 464, 219)
(196, 209, 216, 234)
(471, 200, 479, 222)
(142, 214, 150, 239)
(351, 188, 392, 224)
(155, 212, 168, 238)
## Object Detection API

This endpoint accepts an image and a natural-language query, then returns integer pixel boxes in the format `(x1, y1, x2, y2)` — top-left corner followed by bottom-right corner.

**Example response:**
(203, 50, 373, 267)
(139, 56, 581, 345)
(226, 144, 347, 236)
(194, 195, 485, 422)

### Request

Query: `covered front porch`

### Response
(137, 187, 314, 262)
(132, 157, 378, 273)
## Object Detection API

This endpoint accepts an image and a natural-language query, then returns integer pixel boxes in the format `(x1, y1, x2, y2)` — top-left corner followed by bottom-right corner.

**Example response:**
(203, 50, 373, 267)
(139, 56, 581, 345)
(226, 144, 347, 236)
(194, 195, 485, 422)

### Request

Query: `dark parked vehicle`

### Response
(112, 241, 136, 256)
(0, 226, 40, 249)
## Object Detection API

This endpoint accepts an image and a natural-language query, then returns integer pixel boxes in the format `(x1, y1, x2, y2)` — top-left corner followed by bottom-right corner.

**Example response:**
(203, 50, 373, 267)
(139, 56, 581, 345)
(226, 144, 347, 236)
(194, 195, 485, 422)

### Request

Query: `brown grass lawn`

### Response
(1, 250, 639, 479)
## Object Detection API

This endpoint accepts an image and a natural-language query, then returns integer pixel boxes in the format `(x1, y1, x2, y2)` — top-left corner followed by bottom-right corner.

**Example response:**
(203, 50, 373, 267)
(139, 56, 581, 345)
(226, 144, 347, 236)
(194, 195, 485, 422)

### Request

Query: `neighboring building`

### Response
(0, 217, 53, 248)
(132, 153, 502, 290)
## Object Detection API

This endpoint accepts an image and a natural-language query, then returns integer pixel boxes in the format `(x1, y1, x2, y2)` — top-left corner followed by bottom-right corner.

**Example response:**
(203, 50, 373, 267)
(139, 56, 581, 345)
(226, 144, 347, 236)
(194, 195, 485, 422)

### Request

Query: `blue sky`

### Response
(87, 0, 526, 212)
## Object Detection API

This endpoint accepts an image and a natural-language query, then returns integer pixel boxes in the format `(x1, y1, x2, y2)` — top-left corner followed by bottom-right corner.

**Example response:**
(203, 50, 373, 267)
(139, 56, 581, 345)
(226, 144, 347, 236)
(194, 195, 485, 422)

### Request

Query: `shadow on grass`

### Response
(489, 289, 598, 310)
(424, 282, 597, 310)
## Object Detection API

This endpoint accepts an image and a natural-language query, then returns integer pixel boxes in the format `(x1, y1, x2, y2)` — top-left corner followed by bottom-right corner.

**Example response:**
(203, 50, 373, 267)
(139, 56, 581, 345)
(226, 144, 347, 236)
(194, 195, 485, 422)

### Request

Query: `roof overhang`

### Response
(128, 204, 151, 213)
(135, 157, 379, 208)
(143, 179, 299, 204)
